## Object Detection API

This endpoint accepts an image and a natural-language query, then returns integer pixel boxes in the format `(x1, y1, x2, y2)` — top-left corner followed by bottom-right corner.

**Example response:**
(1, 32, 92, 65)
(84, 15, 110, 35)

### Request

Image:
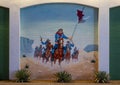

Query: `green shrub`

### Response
(15, 69, 31, 82)
(94, 71, 109, 83)
(54, 71, 72, 83)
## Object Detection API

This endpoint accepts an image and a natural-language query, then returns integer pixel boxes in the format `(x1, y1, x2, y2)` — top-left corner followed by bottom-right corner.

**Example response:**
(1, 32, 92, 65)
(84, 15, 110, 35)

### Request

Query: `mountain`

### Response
(20, 37, 34, 57)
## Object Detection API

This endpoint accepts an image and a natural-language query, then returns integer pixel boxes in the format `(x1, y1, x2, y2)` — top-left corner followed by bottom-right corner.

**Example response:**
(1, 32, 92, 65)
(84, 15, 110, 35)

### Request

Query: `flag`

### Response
(77, 9, 84, 23)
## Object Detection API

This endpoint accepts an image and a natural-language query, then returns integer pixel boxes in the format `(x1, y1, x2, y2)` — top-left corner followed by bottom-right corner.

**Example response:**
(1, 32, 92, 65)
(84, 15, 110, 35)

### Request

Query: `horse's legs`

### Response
(54, 58, 56, 64)
(42, 57, 45, 63)
(51, 54, 54, 66)
(58, 58, 62, 65)
(34, 55, 38, 64)
(45, 56, 49, 63)
(51, 61, 53, 66)
(39, 52, 42, 60)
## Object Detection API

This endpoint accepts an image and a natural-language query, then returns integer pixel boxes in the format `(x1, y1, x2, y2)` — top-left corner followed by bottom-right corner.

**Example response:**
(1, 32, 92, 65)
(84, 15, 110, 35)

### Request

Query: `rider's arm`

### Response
(41, 41, 46, 45)
(71, 43, 74, 47)
(62, 34, 68, 39)
(55, 34, 59, 41)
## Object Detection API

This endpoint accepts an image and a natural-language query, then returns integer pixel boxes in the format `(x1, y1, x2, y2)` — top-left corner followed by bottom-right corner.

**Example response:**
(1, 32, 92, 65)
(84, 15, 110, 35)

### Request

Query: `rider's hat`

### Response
(58, 28, 63, 31)
(46, 39, 50, 41)
(67, 41, 70, 43)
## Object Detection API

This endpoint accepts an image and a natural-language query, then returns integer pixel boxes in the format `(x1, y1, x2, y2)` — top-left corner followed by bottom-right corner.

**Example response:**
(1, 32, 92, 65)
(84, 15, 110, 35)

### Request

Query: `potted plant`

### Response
(94, 71, 109, 83)
(54, 71, 72, 83)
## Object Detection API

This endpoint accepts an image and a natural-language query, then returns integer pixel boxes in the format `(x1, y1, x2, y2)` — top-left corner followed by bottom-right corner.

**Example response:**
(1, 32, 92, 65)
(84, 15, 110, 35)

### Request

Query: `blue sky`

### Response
(20, 3, 98, 49)
(21, 4, 82, 22)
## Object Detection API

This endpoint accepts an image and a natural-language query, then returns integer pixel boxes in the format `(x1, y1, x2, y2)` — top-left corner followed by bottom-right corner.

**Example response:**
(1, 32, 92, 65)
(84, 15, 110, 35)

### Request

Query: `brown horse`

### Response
(37, 45, 43, 60)
(64, 46, 71, 63)
(54, 38, 64, 65)
(43, 42, 53, 63)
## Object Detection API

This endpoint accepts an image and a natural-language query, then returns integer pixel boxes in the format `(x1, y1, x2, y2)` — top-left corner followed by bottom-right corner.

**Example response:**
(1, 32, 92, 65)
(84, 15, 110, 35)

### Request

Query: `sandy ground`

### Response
(21, 50, 98, 80)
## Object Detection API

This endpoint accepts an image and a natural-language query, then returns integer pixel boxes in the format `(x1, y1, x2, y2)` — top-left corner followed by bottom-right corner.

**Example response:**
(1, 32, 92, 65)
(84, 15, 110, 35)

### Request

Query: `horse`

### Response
(37, 45, 43, 60)
(72, 48, 79, 62)
(34, 46, 42, 64)
(64, 46, 71, 63)
(53, 38, 64, 65)
(34, 46, 39, 59)
(42, 42, 53, 63)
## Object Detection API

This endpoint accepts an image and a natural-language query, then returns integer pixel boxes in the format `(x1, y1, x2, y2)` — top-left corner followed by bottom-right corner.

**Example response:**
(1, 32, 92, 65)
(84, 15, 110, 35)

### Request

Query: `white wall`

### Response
(0, 0, 119, 80)
(9, 6, 20, 79)
(98, 0, 109, 73)
(108, 0, 120, 8)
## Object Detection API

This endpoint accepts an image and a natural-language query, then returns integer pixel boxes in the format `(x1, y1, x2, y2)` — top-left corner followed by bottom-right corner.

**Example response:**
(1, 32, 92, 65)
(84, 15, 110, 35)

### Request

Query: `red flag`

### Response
(77, 9, 84, 23)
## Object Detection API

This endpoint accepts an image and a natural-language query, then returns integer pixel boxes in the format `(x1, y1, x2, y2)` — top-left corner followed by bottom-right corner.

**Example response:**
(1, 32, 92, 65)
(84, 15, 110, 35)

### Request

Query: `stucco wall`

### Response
(0, 0, 120, 80)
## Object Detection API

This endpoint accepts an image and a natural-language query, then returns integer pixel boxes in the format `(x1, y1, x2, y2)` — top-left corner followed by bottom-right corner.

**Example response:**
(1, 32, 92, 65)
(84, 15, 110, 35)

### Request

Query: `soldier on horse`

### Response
(39, 28, 74, 65)
(40, 38, 53, 63)
(54, 28, 72, 49)
(52, 28, 72, 65)
(64, 41, 74, 63)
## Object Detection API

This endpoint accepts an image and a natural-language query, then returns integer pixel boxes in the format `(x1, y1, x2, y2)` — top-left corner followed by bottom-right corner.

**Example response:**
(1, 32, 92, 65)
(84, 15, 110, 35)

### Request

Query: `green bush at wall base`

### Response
(15, 69, 31, 82)
(54, 71, 72, 83)
(94, 71, 109, 83)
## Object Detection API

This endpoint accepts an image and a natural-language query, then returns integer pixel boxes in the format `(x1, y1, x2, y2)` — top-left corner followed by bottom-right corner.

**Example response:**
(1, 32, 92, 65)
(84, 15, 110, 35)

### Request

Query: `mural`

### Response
(20, 3, 98, 80)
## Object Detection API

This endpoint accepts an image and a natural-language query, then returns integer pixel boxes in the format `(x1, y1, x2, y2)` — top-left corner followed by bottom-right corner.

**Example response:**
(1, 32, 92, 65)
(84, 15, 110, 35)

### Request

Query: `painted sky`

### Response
(20, 3, 98, 49)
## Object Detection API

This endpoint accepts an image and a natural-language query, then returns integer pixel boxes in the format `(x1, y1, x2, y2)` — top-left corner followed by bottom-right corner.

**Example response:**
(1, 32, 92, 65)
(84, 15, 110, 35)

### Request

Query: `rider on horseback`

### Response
(41, 38, 52, 49)
(52, 28, 72, 62)
(64, 41, 74, 55)
(63, 41, 74, 61)
(72, 47, 79, 61)
(41, 38, 50, 46)
(54, 28, 72, 50)
(40, 38, 53, 63)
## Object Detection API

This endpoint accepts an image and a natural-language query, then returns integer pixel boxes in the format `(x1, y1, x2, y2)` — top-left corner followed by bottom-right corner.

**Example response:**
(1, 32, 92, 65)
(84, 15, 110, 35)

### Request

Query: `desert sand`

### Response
(21, 50, 98, 80)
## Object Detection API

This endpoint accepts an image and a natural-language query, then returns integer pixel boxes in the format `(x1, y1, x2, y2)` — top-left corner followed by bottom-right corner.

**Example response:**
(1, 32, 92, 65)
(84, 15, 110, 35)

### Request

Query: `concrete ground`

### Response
(0, 80, 120, 85)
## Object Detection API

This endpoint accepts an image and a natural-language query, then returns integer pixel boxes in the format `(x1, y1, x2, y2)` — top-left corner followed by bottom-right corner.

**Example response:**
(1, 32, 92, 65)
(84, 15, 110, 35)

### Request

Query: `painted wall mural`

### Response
(20, 3, 98, 80)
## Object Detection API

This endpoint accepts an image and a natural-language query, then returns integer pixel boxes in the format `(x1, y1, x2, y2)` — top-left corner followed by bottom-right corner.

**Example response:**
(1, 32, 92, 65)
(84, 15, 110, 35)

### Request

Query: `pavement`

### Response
(0, 80, 120, 85)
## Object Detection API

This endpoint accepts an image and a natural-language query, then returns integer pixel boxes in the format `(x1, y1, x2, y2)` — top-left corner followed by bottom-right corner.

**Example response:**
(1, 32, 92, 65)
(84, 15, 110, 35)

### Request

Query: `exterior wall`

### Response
(9, 6, 20, 79)
(0, 0, 119, 80)
(98, 0, 109, 73)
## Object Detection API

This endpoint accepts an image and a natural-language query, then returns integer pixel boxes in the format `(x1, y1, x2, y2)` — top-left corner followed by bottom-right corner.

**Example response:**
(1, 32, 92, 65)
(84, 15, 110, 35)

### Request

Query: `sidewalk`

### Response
(0, 80, 120, 85)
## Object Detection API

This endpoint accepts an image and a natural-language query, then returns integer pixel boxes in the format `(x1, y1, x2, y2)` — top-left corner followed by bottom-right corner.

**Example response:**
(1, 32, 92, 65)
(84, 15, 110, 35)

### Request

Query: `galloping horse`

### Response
(54, 38, 64, 65)
(64, 46, 71, 63)
(34, 46, 39, 59)
(43, 42, 53, 63)
(38, 45, 43, 60)
(72, 47, 79, 61)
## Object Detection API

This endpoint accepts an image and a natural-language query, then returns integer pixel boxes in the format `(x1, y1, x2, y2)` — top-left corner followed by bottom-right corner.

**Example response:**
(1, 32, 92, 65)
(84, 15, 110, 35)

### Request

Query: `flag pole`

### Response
(70, 22, 78, 44)
(71, 23, 78, 38)
(82, 7, 85, 12)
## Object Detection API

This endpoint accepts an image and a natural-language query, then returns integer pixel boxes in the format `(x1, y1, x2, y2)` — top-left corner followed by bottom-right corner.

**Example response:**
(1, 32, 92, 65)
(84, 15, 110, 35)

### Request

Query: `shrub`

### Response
(54, 71, 72, 83)
(94, 71, 109, 83)
(15, 69, 31, 82)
